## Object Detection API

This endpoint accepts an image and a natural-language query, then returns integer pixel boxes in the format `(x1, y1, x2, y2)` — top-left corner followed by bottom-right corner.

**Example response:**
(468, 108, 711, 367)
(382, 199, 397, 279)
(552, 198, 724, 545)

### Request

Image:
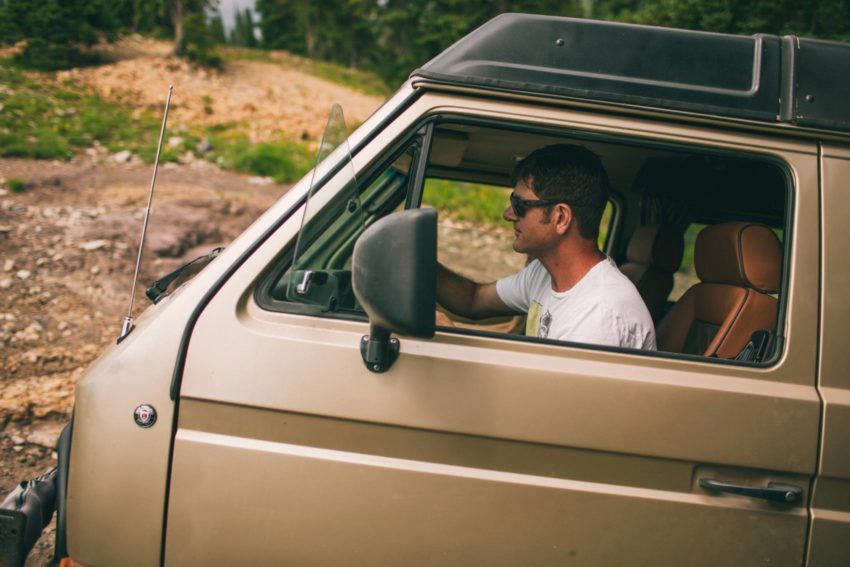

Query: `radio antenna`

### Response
(118, 85, 173, 342)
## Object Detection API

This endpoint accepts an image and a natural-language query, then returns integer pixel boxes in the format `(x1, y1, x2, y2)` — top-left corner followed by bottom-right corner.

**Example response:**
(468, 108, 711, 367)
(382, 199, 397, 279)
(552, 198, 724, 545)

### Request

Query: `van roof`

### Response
(412, 13, 850, 133)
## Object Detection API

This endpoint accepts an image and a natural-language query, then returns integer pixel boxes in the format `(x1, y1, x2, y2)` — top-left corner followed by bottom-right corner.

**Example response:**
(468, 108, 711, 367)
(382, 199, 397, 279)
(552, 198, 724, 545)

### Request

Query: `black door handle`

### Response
(699, 478, 803, 505)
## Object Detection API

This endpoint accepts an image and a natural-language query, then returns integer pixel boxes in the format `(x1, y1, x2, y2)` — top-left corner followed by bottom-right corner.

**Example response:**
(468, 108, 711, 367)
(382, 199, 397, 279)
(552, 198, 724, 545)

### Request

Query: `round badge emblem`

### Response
(133, 404, 157, 428)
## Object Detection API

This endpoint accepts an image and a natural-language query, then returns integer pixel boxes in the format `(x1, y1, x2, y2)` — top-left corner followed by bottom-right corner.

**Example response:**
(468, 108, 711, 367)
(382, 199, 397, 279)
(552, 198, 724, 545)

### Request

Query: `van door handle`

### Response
(699, 478, 803, 505)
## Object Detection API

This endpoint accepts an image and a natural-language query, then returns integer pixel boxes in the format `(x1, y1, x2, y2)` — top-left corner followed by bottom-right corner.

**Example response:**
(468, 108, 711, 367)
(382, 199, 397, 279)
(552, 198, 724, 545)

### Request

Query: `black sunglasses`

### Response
(509, 193, 568, 217)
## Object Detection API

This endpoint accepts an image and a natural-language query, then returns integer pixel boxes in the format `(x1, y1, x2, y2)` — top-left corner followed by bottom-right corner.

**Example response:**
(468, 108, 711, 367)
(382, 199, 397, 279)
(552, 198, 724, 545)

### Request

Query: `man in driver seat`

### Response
(437, 144, 656, 350)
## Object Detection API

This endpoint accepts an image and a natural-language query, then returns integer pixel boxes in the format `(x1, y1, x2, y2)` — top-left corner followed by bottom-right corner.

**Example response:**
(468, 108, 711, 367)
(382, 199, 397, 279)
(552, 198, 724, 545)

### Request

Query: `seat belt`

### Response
(735, 330, 772, 362)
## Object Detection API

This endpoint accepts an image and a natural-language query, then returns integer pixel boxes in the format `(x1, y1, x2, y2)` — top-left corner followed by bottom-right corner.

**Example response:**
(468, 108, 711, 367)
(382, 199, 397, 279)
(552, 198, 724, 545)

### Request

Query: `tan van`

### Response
(4, 13, 850, 566)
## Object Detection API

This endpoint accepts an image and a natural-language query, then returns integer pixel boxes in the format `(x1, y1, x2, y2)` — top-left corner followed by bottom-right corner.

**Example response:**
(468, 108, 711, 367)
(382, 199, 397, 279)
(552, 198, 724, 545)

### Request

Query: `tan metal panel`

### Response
(808, 146, 850, 565)
(166, 429, 808, 566)
(170, 94, 821, 564)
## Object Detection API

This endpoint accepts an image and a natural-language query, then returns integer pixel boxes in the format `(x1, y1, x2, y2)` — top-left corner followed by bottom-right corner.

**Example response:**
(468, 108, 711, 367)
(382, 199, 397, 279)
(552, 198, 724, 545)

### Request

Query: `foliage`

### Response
(230, 8, 258, 47)
(255, 0, 850, 86)
(208, 135, 312, 183)
(0, 60, 160, 159)
(423, 179, 512, 226)
(592, 0, 850, 40)
(209, 15, 227, 44)
(181, 12, 222, 68)
(0, 0, 120, 70)
(6, 178, 27, 193)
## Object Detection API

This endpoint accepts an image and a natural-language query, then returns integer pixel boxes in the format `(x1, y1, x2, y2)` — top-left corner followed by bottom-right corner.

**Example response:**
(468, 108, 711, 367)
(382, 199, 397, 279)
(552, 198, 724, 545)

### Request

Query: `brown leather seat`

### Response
(620, 225, 684, 322)
(656, 222, 781, 358)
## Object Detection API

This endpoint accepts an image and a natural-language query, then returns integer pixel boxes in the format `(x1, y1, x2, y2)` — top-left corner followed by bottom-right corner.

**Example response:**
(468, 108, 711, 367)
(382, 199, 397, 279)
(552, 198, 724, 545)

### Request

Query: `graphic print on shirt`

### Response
(539, 310, 552, 338)
(526, 301, 552, 338)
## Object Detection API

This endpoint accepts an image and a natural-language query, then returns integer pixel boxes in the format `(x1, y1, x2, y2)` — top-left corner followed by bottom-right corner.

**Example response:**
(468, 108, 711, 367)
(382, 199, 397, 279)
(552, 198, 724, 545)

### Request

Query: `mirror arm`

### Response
(360, 324, 400, 373)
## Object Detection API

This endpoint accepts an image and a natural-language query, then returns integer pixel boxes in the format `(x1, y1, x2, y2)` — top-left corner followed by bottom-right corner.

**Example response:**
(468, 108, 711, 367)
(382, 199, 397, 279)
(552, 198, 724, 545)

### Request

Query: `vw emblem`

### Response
(133, 404, 157, 428)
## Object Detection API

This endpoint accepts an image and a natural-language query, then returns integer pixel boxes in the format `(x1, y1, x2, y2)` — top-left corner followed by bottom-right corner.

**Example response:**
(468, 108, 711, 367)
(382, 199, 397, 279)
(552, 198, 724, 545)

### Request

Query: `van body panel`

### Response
(165, 95, 821, 565)
(807, 147, 850, 565)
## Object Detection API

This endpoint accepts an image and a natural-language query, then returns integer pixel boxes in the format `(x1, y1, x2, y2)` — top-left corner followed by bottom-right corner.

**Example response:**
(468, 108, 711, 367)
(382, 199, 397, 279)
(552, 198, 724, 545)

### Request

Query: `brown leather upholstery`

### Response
(657, 222, 781, 358)
(620, 225, 684, 321)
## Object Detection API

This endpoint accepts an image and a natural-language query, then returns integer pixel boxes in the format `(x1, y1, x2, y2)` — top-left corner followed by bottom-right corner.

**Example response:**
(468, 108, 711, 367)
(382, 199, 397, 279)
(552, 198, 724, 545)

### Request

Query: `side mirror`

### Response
(352, 208, 437, 372)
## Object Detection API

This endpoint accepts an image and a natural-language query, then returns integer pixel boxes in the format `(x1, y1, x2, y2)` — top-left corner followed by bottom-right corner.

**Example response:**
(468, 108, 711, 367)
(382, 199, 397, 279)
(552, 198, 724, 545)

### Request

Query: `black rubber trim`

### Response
(51, 416, 72, 564)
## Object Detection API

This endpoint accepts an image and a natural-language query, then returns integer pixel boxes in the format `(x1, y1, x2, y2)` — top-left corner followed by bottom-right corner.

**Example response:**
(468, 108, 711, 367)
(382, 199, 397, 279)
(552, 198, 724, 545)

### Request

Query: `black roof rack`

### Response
(412, 14, 850, 133)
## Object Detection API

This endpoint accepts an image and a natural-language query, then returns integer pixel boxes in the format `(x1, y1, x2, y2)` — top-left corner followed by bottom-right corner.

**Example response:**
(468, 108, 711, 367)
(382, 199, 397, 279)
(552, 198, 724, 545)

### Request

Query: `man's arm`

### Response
(436, 263, 516, 320)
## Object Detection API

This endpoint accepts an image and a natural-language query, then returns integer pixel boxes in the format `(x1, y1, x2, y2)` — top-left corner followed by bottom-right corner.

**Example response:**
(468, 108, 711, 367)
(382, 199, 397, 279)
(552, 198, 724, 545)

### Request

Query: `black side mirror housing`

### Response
(352, 208, 437, 371)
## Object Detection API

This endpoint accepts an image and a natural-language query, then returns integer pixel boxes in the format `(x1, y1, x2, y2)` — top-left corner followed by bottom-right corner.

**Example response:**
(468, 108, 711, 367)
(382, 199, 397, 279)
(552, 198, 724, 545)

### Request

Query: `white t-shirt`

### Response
(496, 258, 656, 350)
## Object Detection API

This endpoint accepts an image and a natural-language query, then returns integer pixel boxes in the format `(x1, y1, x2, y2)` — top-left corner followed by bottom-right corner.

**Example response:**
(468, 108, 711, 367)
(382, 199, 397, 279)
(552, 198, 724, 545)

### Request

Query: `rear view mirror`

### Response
(353, 208, 437, 371)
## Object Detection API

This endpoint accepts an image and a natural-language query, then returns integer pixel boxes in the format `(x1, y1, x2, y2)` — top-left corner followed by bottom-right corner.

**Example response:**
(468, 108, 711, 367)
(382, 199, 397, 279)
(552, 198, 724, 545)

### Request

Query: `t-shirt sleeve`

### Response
(496, 260, 542, 312)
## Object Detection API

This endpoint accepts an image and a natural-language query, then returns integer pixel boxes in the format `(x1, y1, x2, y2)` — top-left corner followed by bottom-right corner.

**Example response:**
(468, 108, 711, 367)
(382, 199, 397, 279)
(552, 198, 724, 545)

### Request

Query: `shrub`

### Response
(231, 141, 311, 183)
(6, 178, 27, 192)
(181, 13, 222, 70)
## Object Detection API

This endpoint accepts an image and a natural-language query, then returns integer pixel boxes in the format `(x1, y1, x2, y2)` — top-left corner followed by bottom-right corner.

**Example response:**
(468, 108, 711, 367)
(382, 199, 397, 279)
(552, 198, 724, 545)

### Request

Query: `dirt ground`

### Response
(0, 35, 393, 564)
(0, 153, 293, 564)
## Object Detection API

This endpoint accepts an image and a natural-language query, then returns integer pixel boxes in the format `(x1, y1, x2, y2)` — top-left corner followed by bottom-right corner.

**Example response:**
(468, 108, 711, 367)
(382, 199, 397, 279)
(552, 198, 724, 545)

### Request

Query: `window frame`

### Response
(254, 111, 796, 369)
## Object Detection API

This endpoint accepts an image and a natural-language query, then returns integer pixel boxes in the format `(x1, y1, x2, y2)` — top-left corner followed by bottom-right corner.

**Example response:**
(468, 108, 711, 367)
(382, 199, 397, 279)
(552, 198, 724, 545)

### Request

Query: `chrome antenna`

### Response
(118, 85, 173, 342)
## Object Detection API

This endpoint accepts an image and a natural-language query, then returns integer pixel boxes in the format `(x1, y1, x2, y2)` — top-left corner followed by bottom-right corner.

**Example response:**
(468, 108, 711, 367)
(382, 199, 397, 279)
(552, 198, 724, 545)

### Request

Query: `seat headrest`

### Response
(695, 222, 781, 293)
(625, 225, 684, 273)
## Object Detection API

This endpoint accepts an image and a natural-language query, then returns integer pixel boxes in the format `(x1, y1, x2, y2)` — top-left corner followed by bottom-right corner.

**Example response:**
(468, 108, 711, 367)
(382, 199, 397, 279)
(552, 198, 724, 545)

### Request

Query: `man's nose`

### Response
(503, 205, 518, 222)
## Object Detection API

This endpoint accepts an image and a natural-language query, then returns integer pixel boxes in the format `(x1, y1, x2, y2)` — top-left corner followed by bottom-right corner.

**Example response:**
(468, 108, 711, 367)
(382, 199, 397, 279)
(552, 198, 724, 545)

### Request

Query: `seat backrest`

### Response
(619, 225, 684, 322)
(656, 222, 781, 358)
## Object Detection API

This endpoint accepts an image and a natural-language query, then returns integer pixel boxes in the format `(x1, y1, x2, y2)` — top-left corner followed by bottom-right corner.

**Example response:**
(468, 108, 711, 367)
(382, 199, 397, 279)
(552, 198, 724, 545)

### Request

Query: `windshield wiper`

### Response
(146, 247, 223, 303)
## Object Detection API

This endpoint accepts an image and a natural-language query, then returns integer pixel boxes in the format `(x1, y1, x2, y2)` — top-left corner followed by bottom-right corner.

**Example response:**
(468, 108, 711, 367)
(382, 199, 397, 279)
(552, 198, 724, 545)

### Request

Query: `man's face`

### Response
(503, 178, 556, 255)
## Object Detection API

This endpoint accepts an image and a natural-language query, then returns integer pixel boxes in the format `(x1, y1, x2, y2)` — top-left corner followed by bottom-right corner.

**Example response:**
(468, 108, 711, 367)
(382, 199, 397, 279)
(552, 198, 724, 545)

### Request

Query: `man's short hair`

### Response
(512, 144, 610, 239)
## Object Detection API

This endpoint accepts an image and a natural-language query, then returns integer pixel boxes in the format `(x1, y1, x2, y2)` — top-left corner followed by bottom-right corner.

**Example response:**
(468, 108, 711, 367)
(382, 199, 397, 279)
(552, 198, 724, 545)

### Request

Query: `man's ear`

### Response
(554, 204, 573, 235)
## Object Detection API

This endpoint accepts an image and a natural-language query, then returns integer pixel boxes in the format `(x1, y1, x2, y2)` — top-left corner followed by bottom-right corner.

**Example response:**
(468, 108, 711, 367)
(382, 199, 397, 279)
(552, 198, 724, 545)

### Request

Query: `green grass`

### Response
(207, 134, 313, 183)
(222, 46, 392, 98)
(423, 179, 511, 226)
(0, 59, 161, 160)
(423, 179, 614, 248)
(6, 178, 27, 192)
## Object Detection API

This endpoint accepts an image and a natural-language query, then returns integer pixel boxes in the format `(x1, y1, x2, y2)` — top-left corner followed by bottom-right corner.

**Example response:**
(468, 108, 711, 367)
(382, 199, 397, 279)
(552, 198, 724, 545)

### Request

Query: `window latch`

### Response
(296, 270, 316, 294)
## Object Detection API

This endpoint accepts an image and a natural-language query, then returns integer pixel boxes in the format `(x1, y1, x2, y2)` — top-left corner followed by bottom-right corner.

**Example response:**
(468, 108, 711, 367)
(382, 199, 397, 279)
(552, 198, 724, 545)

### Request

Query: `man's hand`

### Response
(436, 264, 516, 320)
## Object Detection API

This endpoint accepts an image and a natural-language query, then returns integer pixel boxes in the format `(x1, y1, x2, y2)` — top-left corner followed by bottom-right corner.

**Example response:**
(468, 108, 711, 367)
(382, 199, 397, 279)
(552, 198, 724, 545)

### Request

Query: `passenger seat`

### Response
(619, 225, 684, 322)
(656, 222, 781, 358)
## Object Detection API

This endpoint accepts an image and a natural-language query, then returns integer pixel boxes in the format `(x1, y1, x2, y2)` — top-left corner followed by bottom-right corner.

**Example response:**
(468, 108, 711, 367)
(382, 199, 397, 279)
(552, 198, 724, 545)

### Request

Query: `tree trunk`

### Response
(172, 0, 185, 56)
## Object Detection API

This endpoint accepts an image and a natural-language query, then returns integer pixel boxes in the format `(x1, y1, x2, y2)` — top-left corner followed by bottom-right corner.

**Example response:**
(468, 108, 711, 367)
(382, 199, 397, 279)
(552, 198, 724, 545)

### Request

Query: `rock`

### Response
(196, 138, 213, 153)
(0, 278, 11, 289)
(10, 435, 25, 445)
(57, 321, 69, 331)
(112, 150, 133, 163)
(168, 136, 184, 148)
(248, 176, 273, 186)
(3, 259, 13, 272)
(90, 266, 101, 275)
(26, 424, 64, 449)
(36, 257, 48, 266)
(16, 269, 30, 279)
(80, 239, 108, 251)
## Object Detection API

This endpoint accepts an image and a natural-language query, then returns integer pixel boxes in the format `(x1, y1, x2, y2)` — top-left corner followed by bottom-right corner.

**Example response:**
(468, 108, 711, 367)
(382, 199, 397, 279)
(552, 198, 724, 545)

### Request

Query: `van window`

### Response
(259, 121, 789, 364)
